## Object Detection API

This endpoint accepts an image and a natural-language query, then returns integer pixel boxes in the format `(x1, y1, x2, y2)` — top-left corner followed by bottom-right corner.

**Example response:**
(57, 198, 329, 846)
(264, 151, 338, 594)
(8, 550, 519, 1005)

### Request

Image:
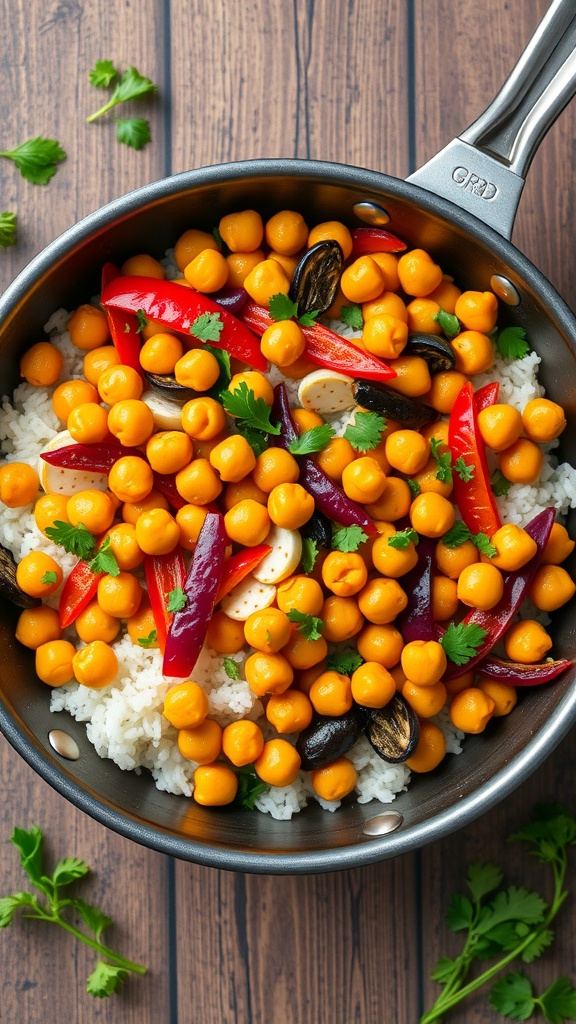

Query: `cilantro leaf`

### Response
(344, 411, 386, 452)
(88, 536, 120, 577)
(235, 764, 268, 810)
(439, 621, 488, 665)
(51, 857, 90, 888)
(454, 456, 475, 481)
(0, 137, 67, 185)
(88, 59, 119, 88)
(0, 211, 17, 248)
(331, 525, 368, 552)
(446, 892, 474, 931)
(189, 311, 224, 343)
(287, 608, 325, 641)
(388, 528, 418, 550)
(434, 308, 461, 339)
(298, 309, 320, 326)
(137, 630, 157, 648)
(221, 381, 281, 435)
(326, 649, 364, 675)
(300, 536, 319, 574)
(466, 862, 504, 903)
(288, 423, 335, 456)
(234, 422, 269, 456)
(10, 826, 45, 889)
(45, 520, 96, 560)
(496, 326, 531, 361)
(490, 972, 535, 1021)
(340, 304, 364, 331)
(442, 520, 473, 548)
(115, 116, 151, 150)
(166, 587, 187, 613)
(430, 956, 460, 984)
(475, 532, 498, 558)
(0, 892, 36, 927)
(268, 293, 298, 321)
(71, 897, 113, 941)
(430, 436, 452, 483)
(538, 975, 576, 1023)
(86, 961, 128, 998)
(407, 478, 421, 498)
(205, 343, 232, 398)
(223, 658, 240, 680)
(521, 928, 554, 964)
(135, 309, 149, 333)
(87, 65, 158, 124)
(492, 468, 511, 496)
(41, 571, 58, 584)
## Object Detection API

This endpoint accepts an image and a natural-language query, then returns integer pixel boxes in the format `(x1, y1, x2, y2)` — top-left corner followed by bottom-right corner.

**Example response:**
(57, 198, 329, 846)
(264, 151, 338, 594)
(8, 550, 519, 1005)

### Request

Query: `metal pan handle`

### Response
(407, 0, 576, 240)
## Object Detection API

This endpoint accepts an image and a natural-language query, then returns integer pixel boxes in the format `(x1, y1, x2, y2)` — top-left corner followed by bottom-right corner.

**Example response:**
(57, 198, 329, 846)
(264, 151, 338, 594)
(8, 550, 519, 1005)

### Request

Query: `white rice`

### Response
(1, 305, 574, 819)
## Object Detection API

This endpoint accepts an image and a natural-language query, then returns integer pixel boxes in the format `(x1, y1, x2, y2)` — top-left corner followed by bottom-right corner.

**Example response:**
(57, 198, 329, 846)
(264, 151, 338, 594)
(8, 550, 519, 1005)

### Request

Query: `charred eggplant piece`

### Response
(353, 379, 435, 429)
(300, 510, 332, 551)
(367, 694, 419, 764)
(0, 545, 39, 609)
(289, 240, 344, 316)
(404, 332, 456, 373)
(143, 372, 197, 403)
(296, 705, 371, 770)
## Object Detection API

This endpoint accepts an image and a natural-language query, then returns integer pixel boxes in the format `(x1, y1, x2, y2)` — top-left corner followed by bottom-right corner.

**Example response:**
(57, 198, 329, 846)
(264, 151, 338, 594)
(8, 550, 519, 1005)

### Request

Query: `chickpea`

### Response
(297, 661, 328, 695)
(267, 482, 314, 530)
(431, 575, 459, 621)
(542, 522, 575, 565)
(108, 455, 154, 504)
(528, 564, 576, 611)
(372, 524, 419, 579)
(243, 259, 290, 305)
(135, 508, 180, 555)
(365, 476, 413, 521)
(34, 493, 70, 535)
(477, 403, 523, 452)
(477, 677, 518, 717)
(163, 681, 209, 730)
(267, 250, 300, 282)
(184, 249, 229, 293)
(245, 651, 294, 696)
(219, 209, 264, 252)
(409, 492, 456, 538)
(175, 503, 209, 551)
(67, 402, 109, 444)
(357, 577, 407, 625)
(356, 623, 404, 667)
(435, 538, 479, 579)
(401, 640, 447, 687)
(454, 290, 498, 333)
(341, 256, 385, 304)
(341, 456, 387, 504)
(504, 619, 553, 664)
(145, 431, 193, 476)
(67, 489, 115, 535)
(281, 630, 328, 671)
(265, 210, 308, 256)
(397, 249, 443, 297)
(16, 551, 62, 598)
(521, 398, 566, 443)
(427, 277, 461, 312)
(121, 254, 165, 278)
(252, 448, 299, 493)
(457, 562, 504, 611)
(315, 436, 355, 483)
(386, 355, 431, 397)
(244, 608, 292, 653)
(0, 462, 39, 508)
(384, 430, 429, 475)
(35, 640, 76, 686)
(426, 371, 469, 414)
(449, 687, 495, 733)
(178, 719, 223, 764)
(406, 298, 443, 335)
(193, 764, 238, 806)
(208, 435, 256, 483)
(311, 757, 358, 801)
(174, 229, 220, 272)
(412, 457, 454, 499)
(266, 689, 314, 734)
(16, 605, 62, 650)
(405, 721, 446, 773)
(97, 364, 143, 404)
(20, 341, 63, 386)
(277, 575, 324, 617)
(321, 596, 364, 643)
(107, 399, 155, 448)
(229, 370, 274, 407)
(75, 600, 121, 644)
(261, 320, 306, 367)
(443, 669, 476, 698)
(222, 720, 265, 767)
(309, 670, 353, 717)
(121, 489, 169, 525)
(254, 738, 301, 787)
(68, 304, 110, 351)
(224, 499, 270, 547)
(72, 640, 118, 689)
(488, 523, 538, 571)
(402, 679, 447, 718)
(138, 332, 183, 375)
(351, 662, 396, 709)
(174, 348, 221, 392)
(362, 314, 408, 359)
(205, 611, 246, 654)
(308, 220, 353, 259)
(97, 571, 143, 619)
(181, 396, 227, 440)
(176, 458, 223, 505)
(451, 331, 495, 375)
(322, 551, 368, 597)
(52, 379, 99, 421)
(364, 290, 406, 323)
(83, 345, 121, 387)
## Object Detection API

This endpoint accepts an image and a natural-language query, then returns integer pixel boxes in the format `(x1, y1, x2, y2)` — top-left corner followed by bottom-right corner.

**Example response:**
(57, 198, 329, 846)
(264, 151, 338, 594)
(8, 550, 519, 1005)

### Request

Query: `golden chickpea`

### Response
(67, 488, 115, 535)
(457, 562, 504, 611)
(16, 551, 62, 598)
(174, 229, 219, 272)
(431, 574, 459, 621)
(68, 304, 110, 351)
(426, 371, 469, 414)
(108, 455, 154, 504)
(541, 522, 575, 565)
(527, 564, 576, 611)
(365, 477, 412, 522)
(351, 662, 396, 709)
(75, 600, 121, 644)
(488, 523, 538, 571)
(252, 447, 300, 492)
(449, 688, 495, 734)
(397, 249, 443, 297)
(386, 355, 431, 397)
(0, 462, 39, 508)
(184, 249, 229, 293)
(174, 348, 221, 391)
(404, 721, 446, 773)
(176, 459, 223, 505)
(34, 493, 70, 535)
(311, 758, 358, 801)
(277, 575, 324, 617)
(16, 605, 62, 650)
(245, 651, 294, 696)
(72, 640, 118, 689)
(435, 538, 479, 579)
(52, 379, 100, 421)
(83, 345, 121, 387)
(309, 670, 353, 717)
(222, 720, 265, 767)
(322, 550, 368, 597)
(175, 504, 209, 551)
(205, 611, 246, 654)
(504, 619, 553, 664)
(405, 297, 443, 335)
(451, 331, 494, 375)
(193, 764, 238, 806)
(308, 220, 353, 259)
(97, 364, 143, 404)
(427, 277, 461, 312)
(372, 524, 419, 578)
(219, 209, 264, 252)
(401, 640, 447, 687)
(145, 431, 193, 476)
(139, 332, 184, 375)
(281, 630, 328, 671)
(20, 341, 63, 386)
(477, 677, 518, 717)
(35, 640, 76, 686)
(178, 719, 222, 764)
(254, 738, 301, 787)
(243, 259, 290, 305)
(135, 508, 180, 555)
(454, 290, 498, 333)
(321, 596, 364, 643)
(121, 254, 165, 278)
(265, 210, 309, 256)
(97, 571, 143, 619)
(209, 435, 256, 483)
(224, 499, 271, 546)
(181, 396, 227, 440)
(362, 314, 408, 359)
(261, 320, 306, 367)
(357, 577, 408, 624)
(341, 256, 385, 304)
(266, 689, 314, 734)
(384, 430, 429, 475)
(402, 679, 447, 718)
(356, 623, 404, 667)
(107, 399, 155, 448)
(244, 608, 292, 653)
(315, 436, 355, 483)
(477, 404, 523, 452)
(67, 402, 109, 444)
(267, 482, 314, 530)
(409, 492, 456, 538)
(412, 457, 454, 499)
(364, 290, 407, 323)
(521, 398, 566, 443)
(341, 456, 387, 504)
(163, 681, 209, 730)
(121, 489, 169, 526)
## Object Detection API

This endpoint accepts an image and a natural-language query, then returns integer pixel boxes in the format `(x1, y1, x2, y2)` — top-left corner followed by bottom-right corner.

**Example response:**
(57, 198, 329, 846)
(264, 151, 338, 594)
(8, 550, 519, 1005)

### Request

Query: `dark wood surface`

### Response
(1, 2, 575, 1021)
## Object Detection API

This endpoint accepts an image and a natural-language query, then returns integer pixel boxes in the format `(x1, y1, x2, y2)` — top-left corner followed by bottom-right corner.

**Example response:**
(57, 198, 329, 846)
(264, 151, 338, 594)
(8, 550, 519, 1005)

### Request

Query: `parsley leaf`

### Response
(496, 326, 531, 361)
(223, 658, 240, 680)
(441, 522, 497, 557)
(388, 528, 418, 550)
(434, 308, 461, 339)
(0, 137, 67, 185)
(137, 630, 157, 648)
(135, 309, 149, 333)
(88, 536, 120, 577)
(235, 765, 268, 810)
(344, 411, 386, 452)
(221, 381, 281, 435)
(287, 608, 325, 641)
(189, 311, 224, 343)
(88, 59, 119, 88)
(430, 436, 452, 483)
(288, 423, 335, 456)
(41, 571, 58, 584)
(340, 304, 364, 331)
(166, 587, 187, 613)
(331, 525, 368, 552)
(45, 520, 96, 560)
(300, 536, 319, 574)
(115, 116, 151, 151)
(326, 649, 364, 674)
(87, 65, 157, 122)
(466, 862, 504, 903)
(440, 621, 488, 665)
(489, 972, 535, 1021)
(0, 211, 17, 248)
(234, 422, 269, 456)
(538, 976, 576, 1022)
(86, 961, 129, 998)
(492, 468, 511, 496)
(454, 456, 475, 481)
(269, 293, 298, 321)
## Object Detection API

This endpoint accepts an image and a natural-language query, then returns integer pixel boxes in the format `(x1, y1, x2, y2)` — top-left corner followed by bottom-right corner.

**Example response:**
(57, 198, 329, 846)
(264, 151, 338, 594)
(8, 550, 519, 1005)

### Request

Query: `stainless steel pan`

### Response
(1, 0, 575, 872)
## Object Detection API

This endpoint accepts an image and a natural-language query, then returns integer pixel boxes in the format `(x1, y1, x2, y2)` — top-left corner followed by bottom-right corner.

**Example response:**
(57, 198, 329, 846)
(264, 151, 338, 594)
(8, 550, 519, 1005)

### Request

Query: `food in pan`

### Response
(1, 208, 575, 818)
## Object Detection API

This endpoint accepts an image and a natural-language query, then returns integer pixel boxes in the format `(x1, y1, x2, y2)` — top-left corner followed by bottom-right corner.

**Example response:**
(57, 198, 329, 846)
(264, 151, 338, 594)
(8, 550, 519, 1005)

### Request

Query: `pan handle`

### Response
(407, 0, 576, 240)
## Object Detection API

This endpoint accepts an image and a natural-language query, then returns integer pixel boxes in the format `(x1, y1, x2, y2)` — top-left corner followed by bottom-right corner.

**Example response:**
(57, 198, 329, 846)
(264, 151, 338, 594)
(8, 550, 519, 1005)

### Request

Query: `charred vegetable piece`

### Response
(289, 240, 344, 316)
(477, 654, 572, 687)
(296, 706, 371, 770)
(300, 510, 333, 551)
(353, 379, 435, 429)
(367, 693, 419, 763)
(143, 371, 197, 402)
(0, 545, 39, 609)
(403, 332, 456, 373)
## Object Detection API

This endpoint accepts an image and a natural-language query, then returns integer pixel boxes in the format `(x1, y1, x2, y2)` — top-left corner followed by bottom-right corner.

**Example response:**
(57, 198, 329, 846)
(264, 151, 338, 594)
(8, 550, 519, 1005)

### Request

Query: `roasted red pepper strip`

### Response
(396, 538, 436, 642)
(101, 263, 143, 373)
(477, 655, 572, 687)
(101, 276, 267, 372)
(474, 381, 499, 412)
(214, 544, 272, 605)
(350, 227, 407, 256)
(40, 441, 139, 473)
(241, 301, 396, 383)
(443, 506, 556, 681)
(272, 383, 377, 535)
(163, 512, 226, 678)
(59, 560, 104, 629)
(449, 381, 501, 537)
(144, 549, 186, 653)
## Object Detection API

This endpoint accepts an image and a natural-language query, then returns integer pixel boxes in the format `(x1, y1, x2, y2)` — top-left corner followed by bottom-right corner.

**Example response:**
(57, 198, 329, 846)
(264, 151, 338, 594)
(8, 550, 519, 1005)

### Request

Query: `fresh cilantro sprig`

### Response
(190, 311, 224, 343)
(340, 304, 364, 331)
(326, 649, 364, 674)
(205, 343, 232, 398)
(0, 211, 17, 248)
(421, 805, 576, 1023)
(496, 326, 531, 361)
(234, 765, 268, 810)
(454, 456, 474, 482)
(0, 825, 146, 997)
(268, 293, 319, 326)
(288, 423, 335, 456)
(407, 478, 421, 498)
(88, 536, 120, 577)
(430, 436, 452, 483)
(433, 308, 461, 340)
(300, 536, 319, 574)
(331, 525, 368, 552)
(442, 521, 497, 558)
(0, 137, 66, 185)
(287, 608, 325, 642)
(344, 411, 386, 452)
(223, 658, 240, 680)
(86, 64, 157, 150)
(492, 469, 512, 497)
(221, 382, 281, 437)
(388, 528, 418, 550)
(45, 520, 97, 560)
(439, 621, 488, 665)
(166, 587, 187, 613)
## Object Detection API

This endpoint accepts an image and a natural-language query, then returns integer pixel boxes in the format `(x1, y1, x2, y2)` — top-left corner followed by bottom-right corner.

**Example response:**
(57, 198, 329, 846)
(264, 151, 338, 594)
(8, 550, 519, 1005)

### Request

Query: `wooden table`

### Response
(1, 1, 575, 1020)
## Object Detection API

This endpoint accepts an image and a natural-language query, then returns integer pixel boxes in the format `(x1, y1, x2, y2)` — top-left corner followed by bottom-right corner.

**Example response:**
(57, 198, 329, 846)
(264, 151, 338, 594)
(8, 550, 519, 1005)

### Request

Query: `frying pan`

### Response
(0, 0, 575, 873)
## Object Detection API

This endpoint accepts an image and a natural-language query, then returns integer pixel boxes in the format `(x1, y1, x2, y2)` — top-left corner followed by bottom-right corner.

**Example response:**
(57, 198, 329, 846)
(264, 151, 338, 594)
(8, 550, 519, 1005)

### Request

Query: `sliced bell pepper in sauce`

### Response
(241, 301, 396, 383)
(144, 548, 186, 653)
(101, 276, 268, 372)
(443, 505, 556, 681)
(272, 383, 377, 535)
(163, 511, 226, 678)
(101, 263, 143, 374)
(59, 560, 104, 629)
(449, 381, 501, 538)
(477, 654, 572, 687)
(214, 544, 272, 606)
(474, 381, 499, 412)
(350, 227, 408, 256)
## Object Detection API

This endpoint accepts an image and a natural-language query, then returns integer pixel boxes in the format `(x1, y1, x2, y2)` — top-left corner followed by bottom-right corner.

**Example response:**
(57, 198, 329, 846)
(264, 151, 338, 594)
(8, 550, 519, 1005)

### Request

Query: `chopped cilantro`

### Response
(298, 309, 320, 326)
(388, 528, 418, 550)
(88, 59, 119, 89)
(344, 410, 386, 452)
(223, 658, 240, 680)
(88, 536, 120, 577)
(300, 536, 319, 574)
(326, 649, 364, 674)
(189, 311, 224, 343)
(430, 436, 452, 483)
(331, 525, 368, 552)
(41, 571, 58, 585)
(205, 343, 232, 398)
(221, 381, 281, 436)
(288, 423, 335, 456)
(45, 521, 96, 560)
(407, 478, 421, 498)
(137, 630, 157, 648)
(442, 521, 497, 558)
(454, 456, 475, 482)
(134, 309, 149, 333)
(433, 308, 461, 339)
(268, 293, 298, 321)
(491, 468, 511, 496)
(287, 608, 325, 641)
(340, 304, 364, 331)
(115, 117, 151, 151)
(0, 211, 17, 248)
(235, 764, 267, 810)
(495, 325, 531, 360)
(439, 621, 488, 665)
(166, 587, 187, 613)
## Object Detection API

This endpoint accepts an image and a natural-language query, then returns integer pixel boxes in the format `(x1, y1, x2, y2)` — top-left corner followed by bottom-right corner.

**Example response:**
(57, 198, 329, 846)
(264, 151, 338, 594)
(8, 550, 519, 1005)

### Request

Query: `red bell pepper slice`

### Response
(59, 560, 104, 628)
(144, 548, 186, 652)
(163, 512, 226, 677)
(474, 381, 499, 412)
(350, 226, 408, 256)
(101, 264, 143, 374)
(101, 276, 268, 372)
(40, 441, 140, 473)
(477, 654, 572, 687)
(241, 301, 396, 383)
(449, 381, 501, 537)
(214, 544, 272, 605)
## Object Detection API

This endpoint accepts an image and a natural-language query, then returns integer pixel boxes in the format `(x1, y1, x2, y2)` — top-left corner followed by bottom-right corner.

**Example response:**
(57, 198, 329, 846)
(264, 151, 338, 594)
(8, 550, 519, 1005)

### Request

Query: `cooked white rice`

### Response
(1, 302, 575, 819)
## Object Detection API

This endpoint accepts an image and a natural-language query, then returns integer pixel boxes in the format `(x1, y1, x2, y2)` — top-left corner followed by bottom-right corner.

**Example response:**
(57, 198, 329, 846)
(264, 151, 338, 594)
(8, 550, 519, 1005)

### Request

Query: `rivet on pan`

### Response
(490, 274, 521, 306)
(48, 729, 80, 761)
(352, 201, 391, 226)
(362, 811, 403, 836)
